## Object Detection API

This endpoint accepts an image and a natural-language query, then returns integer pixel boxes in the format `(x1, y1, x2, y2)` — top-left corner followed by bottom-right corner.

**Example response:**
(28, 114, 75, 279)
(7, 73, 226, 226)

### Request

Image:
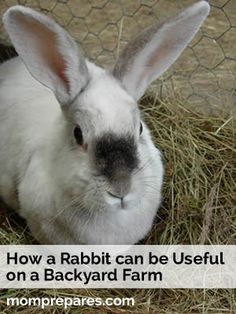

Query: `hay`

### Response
(140, 96, 235, 246)
(0, 97, 235, 313)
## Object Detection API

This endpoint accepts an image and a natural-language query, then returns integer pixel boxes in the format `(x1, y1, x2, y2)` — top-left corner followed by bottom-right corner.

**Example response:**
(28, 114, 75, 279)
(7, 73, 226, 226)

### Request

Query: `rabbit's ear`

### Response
(3, 6, 89, 106)
(113, 1, 210, 101)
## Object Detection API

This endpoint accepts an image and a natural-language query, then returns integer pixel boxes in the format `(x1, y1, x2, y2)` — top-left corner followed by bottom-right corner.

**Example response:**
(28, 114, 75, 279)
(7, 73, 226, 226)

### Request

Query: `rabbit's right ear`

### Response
(113, 1, 210, 101)
(3, 6, 89, 106)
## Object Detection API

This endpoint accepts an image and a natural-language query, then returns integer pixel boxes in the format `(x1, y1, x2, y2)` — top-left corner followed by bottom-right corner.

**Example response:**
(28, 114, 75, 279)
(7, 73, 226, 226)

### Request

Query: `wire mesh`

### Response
(0, 0, 235, 114)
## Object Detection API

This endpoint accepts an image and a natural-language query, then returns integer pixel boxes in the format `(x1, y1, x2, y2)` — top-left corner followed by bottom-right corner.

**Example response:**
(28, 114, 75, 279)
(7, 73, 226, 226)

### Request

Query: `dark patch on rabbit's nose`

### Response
(94, 133, 139, 181)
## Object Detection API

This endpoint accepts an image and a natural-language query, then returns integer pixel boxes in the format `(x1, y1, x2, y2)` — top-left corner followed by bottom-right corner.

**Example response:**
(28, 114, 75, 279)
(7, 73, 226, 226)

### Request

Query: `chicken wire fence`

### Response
(0, 0, 235, 114)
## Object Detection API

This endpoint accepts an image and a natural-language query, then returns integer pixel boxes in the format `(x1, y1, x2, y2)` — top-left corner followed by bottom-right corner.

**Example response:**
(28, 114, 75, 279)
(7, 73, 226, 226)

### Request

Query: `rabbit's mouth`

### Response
(103, 189, 138, 212)
(104, 191, 126, 210)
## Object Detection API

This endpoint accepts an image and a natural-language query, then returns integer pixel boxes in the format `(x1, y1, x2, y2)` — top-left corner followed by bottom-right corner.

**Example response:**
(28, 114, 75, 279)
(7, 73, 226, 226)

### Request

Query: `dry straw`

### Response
(140, 96, 235, 246)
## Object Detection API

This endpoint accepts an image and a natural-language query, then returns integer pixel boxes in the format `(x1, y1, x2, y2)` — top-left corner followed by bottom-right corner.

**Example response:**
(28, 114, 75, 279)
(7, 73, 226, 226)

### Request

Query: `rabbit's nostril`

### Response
(107, 191, 122, 199)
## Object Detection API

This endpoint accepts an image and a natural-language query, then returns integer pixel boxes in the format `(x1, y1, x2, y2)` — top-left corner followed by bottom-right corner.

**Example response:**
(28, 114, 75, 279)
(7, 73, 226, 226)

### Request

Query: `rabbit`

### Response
(0, 2, 210, 244)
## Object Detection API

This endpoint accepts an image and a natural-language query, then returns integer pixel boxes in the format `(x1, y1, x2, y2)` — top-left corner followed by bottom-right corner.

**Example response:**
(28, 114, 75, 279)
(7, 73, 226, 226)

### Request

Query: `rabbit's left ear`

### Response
(113, 1, 210, 101)
(3, 6, 89, 106)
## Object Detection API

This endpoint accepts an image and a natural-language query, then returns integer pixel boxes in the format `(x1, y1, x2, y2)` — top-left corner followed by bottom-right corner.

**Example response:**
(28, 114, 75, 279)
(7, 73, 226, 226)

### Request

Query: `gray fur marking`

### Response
(94, 133, 139, 196)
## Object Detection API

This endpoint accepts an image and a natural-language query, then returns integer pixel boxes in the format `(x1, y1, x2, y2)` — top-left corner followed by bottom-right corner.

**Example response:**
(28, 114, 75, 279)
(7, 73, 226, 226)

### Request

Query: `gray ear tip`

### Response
(196, 0, 211, 15)
(3, 6, 28, 27)
(179, 1, 210, 24)
(4, 5, 26, 17)
(3, 5, 48, 25)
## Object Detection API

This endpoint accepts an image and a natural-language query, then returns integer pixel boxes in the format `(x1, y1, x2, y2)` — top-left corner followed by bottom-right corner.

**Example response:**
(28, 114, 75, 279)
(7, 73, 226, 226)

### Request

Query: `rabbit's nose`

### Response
(108, 182, 130, 199)
(109, 174, 132, 198)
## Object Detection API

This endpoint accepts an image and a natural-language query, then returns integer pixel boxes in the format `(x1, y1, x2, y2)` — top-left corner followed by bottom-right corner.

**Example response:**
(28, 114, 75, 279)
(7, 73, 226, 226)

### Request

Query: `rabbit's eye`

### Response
(139, 122, 143, 135)
(74, 126, 83, 146)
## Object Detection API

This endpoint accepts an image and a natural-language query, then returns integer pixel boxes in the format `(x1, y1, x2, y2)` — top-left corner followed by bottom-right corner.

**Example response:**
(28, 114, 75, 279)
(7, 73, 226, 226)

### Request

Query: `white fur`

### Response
(0, 3, 209, 244)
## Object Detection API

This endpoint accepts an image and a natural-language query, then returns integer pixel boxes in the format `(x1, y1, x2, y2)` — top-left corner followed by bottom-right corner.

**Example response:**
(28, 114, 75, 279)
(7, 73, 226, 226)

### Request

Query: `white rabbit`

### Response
(0, 2, 210, 244)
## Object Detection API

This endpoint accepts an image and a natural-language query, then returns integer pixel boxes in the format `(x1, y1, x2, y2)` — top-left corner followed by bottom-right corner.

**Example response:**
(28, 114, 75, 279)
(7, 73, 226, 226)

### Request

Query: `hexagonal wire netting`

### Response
(0, 0, 235, 114)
